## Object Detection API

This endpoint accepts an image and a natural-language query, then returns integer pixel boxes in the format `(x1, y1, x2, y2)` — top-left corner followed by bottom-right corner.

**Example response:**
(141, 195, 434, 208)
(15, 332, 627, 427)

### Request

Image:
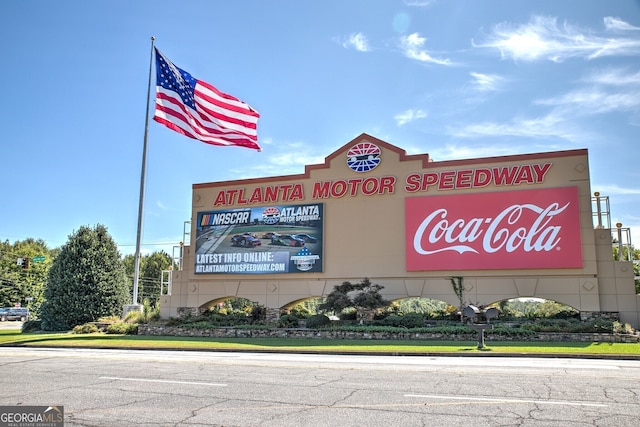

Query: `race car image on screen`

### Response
(291, 234, 318, 243)
(271, 233, 305, 247)
(231, 233, 262, 248)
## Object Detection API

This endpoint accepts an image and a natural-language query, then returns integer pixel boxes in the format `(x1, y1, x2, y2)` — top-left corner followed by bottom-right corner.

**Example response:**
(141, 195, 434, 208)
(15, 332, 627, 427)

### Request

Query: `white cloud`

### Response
(395, 108, 428, 126)
(404, 0, 436, 6)
(267, 152, 325, 167)
(459, 68, 640, 151)
(469, 72, 505, 92)
(399, 33, 452, 65)
(448, 114, 580, 141)
(592, 184, 640, 196)
(227, 141, 325, 178)
(475, 15, 640, 62)
(604, 16, 640, 32)
(428, 143, 520, 161)
(536, 89, 640, 115)
(228, 141, 327, 179)
(341, 32, 371, 52)
(535, 68, 640, 117)
(583, 68, 640, 86)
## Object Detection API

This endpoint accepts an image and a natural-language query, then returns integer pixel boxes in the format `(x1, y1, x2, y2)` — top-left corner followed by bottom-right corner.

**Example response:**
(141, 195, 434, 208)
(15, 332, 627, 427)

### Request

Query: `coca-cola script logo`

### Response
(405, 187, 583, 271)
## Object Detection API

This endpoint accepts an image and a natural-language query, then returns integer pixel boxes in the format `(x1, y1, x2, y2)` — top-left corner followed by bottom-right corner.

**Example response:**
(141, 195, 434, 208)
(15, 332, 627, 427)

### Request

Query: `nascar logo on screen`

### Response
(195, 203, 323, 274)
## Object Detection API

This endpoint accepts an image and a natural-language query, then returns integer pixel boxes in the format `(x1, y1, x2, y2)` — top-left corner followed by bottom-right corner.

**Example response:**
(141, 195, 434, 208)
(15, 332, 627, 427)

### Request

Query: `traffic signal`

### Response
(22, 257, 30, 270)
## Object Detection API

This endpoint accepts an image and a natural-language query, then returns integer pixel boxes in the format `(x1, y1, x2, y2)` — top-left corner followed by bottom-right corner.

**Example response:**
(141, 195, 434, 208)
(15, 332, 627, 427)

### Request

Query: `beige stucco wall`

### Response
(160, 134, 638, 326)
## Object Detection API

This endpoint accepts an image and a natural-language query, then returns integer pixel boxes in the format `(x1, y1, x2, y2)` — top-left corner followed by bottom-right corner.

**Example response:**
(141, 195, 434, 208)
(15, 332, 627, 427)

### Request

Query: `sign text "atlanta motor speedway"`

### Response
(211, 163, 552, 206)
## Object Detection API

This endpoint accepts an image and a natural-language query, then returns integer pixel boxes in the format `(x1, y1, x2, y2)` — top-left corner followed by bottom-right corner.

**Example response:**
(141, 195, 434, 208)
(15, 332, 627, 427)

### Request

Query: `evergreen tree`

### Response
(40, 224, 129, 330)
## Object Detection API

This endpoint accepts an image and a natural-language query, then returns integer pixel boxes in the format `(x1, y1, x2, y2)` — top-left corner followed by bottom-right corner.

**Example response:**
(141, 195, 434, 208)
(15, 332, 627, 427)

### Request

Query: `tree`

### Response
(394, 298, 451, 315)
(0, 238, 56, 317)
(319, 278, 389, 321)
(40, 224, 129, 330)
(123, 251, 173, 304)
(533, 300, 579, 318)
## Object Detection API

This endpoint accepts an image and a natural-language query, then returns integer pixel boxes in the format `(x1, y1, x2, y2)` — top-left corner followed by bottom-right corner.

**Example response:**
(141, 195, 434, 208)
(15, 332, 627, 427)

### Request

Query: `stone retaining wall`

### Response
(138, 325, 639, 343)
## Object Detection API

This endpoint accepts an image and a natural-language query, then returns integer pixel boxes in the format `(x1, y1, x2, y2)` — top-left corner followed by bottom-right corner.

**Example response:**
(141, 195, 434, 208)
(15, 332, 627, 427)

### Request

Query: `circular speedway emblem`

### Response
(347, 142, 381, 172)
(261, 206, 281, 225)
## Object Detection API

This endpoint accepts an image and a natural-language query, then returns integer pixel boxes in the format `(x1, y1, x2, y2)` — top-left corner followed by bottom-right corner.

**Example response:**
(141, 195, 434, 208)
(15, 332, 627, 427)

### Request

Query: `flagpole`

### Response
(133, 36, 155, 305)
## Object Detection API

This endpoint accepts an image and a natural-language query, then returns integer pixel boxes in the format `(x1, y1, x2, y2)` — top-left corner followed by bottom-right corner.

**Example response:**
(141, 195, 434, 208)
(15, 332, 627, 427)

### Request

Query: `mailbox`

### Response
(462, 305, 480, 318)
(484, 307, 499, 320)
(462, 304, 499, 349)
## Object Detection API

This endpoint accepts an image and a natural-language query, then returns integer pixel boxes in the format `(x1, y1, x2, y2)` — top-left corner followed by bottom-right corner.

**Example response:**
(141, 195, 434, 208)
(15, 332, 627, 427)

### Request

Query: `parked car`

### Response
(271, 234, 305, 247)
(292, 234, 318, 243)
(231, 234, 262, 248)
(1, 308, 30, 322)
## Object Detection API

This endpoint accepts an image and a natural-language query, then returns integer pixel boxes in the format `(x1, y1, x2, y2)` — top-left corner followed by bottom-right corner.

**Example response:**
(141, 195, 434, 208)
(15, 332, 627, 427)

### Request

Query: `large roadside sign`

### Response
(195, 203, 324, 274)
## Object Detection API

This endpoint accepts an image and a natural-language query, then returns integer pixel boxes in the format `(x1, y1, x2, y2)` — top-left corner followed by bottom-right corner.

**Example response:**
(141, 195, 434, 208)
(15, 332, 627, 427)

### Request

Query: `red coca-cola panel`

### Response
(405, 187, 583, 271)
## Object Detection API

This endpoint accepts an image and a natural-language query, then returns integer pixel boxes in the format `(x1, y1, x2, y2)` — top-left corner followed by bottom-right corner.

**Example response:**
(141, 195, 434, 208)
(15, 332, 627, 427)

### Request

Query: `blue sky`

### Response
(1, 0, 639, 257)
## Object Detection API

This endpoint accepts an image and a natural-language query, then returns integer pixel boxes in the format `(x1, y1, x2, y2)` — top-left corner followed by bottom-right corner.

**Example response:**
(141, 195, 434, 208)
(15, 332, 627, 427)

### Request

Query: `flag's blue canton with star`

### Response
(155, 52, 197, 110)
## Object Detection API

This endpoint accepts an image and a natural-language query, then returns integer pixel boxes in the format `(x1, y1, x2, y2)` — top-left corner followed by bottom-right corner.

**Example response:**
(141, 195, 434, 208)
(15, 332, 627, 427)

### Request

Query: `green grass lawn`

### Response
(1, 330, 639, 356)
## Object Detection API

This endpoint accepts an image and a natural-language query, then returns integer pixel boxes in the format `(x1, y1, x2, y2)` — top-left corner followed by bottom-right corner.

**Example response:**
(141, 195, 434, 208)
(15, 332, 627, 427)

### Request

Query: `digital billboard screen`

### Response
(195, 203, 323, 274)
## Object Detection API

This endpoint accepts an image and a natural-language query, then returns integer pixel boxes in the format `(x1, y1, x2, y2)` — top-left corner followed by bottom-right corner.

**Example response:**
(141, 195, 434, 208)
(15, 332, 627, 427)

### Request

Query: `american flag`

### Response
(153, 48, 261, 151)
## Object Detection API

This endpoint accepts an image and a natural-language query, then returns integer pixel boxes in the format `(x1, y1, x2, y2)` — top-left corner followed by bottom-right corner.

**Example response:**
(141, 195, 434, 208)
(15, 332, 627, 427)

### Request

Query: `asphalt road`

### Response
(1, 348, 640, 426)
(0, 321, 22, 330)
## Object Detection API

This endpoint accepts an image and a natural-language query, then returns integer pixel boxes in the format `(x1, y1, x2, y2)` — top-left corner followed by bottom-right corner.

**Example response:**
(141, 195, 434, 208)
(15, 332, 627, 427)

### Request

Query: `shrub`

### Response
(339, 309, 357, 321)
(249, 305, 266, 323)
(590, 318, 614, 333)
(430, 305, 460, 320)
(98, 315, 121, 323)
(289, 306, 310, 317)
(380, 314, 404, 327)
(166, 316, 183, 326)
(122, 299, 160, 324)
(72, 323, 99, 334)
(199, 310, 250, 326)
(22, 320, 42, 333)
(613, 321, 635, 334)
(124, 310, 143, 324)
(400, 313, 425, 328)
(106, 322, 138, 334)
(278, 314, 299, 328)
(142, 298, 160, 322)
(306, 314, 331, 329)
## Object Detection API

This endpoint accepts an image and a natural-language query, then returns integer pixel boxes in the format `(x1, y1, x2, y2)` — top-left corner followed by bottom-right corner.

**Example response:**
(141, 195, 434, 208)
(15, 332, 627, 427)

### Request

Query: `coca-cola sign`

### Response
(405, 187, 583, 270)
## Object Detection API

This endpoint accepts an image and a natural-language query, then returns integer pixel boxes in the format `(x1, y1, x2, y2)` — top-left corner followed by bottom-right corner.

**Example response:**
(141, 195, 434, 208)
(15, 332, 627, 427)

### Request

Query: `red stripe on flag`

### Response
(153, 49, 261, 151)
(154, 89, 260, 150)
